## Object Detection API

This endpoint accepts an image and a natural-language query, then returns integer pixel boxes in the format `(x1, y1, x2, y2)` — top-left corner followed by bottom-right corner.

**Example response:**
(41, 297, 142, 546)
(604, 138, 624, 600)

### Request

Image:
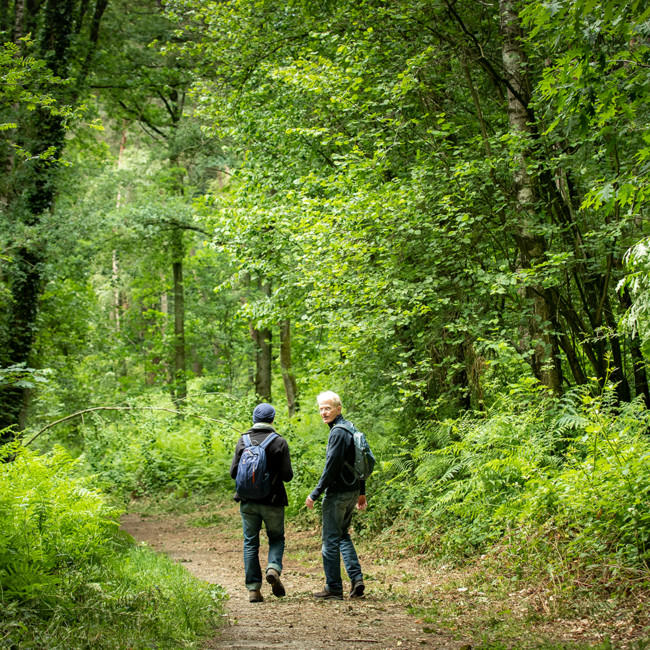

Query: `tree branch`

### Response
(23, 405, 242, 447)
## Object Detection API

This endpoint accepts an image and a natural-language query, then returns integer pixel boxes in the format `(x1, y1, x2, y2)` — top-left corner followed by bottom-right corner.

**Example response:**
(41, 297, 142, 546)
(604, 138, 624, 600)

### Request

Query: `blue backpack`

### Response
(339, 422, 376, 482)
(235, 432, 278, 500)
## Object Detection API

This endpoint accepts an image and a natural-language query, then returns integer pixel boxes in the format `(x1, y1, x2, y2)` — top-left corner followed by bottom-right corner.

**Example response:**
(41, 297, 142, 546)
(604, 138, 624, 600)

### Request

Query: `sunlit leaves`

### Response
(162, 0, 650, 413)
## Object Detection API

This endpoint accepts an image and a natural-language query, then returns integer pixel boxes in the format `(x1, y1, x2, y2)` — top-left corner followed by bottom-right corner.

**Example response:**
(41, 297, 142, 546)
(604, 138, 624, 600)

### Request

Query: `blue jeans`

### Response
(240, 502, 285, 590)
(321, 490, 363, 593)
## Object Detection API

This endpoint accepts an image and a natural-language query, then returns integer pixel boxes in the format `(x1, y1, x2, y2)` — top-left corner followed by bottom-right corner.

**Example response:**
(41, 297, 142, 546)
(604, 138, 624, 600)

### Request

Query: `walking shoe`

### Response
(350, 579, 365, 598)
(313, 587, 343, 600)
(265, 568, 286, 597)
(248, 589, 264, 603)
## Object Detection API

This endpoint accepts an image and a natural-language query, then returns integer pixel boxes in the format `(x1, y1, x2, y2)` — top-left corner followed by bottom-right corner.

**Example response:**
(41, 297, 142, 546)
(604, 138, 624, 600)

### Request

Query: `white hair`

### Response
(316, 390, 342, 408)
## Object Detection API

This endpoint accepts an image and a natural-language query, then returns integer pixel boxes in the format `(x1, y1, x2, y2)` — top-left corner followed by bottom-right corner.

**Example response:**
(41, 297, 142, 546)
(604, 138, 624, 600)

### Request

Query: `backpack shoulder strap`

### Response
(242, 433, 252, 447)
(335, 422, 355, 439)
(259, 431, 278, 449)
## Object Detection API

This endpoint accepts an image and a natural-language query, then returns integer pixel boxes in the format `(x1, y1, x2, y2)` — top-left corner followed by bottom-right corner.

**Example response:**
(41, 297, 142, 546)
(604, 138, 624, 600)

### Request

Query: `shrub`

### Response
(0, 443, 120, 602)
(511, 392, 650, 584)
(369, 383, 650, 588)
(0, 441, 226, 648)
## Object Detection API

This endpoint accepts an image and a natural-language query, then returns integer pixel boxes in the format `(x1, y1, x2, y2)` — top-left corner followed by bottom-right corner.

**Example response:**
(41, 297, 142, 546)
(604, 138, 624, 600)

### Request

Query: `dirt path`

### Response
(121, 504, 460, 650)
(121, 504, 649, 649)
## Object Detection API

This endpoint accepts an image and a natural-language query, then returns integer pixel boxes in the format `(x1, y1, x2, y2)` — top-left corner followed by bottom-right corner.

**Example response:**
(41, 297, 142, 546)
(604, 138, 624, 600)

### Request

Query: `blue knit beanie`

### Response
(252, 403, 275, 423)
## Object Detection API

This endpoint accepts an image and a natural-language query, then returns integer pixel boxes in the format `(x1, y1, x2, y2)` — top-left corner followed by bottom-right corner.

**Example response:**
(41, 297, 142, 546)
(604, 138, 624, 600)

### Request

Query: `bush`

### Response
(0, 443, 120, 602)
(79, 399, 242, 499)
(512, 392, 650, 584)
(0, 442, 226, 648)
(368, 383, 650, 588)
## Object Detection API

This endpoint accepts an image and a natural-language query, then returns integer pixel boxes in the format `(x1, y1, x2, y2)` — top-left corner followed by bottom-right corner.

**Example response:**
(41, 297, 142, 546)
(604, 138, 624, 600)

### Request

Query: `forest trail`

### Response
(121, 503, 463, 649)
(121, 503, 641, 649)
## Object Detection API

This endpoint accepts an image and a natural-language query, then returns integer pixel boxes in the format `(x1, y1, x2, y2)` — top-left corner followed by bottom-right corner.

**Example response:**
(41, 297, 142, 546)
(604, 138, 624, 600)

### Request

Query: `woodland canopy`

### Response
(1, 0, 649, 646)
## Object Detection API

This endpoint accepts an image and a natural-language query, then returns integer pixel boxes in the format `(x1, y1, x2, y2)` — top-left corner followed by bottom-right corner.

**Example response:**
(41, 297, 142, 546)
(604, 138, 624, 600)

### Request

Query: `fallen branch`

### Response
(23, 405, 242, 447)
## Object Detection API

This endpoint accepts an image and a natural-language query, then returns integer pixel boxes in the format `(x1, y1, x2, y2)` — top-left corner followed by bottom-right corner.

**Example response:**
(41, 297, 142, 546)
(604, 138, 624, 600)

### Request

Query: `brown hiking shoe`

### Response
(313, 587, 343, 600)
(350, 580, 365, 598)
(265, 568, 286, 597)
(248, 589, 264, 603)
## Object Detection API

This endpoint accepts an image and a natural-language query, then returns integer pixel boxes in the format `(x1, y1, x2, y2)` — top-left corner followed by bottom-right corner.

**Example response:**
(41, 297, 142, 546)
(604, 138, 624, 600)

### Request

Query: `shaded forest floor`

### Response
(121, 502, 649, 649)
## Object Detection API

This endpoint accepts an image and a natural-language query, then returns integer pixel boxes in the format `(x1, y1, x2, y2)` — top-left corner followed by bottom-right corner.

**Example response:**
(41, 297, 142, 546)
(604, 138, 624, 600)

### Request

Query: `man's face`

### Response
(318, 399, 341, 424)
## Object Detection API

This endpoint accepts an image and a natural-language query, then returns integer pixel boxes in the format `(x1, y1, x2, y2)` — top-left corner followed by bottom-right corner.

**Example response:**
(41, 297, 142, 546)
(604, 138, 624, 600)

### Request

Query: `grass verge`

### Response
(1, 540, 226, 649)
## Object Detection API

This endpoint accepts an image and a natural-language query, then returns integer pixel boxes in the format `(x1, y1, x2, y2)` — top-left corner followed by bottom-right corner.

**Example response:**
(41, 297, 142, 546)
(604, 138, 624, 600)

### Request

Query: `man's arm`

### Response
(229, 437, 244, 479)
(280, 439, 293, 482)
(308, 428, 346, 501)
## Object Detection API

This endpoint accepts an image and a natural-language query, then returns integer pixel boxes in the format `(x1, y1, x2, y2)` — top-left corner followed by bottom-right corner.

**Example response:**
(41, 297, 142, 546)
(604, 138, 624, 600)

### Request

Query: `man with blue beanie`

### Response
(230, 403, 293, 602)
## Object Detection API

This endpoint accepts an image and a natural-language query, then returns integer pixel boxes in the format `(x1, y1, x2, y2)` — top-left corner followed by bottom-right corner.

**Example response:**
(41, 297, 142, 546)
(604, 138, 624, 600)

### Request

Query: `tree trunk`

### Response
(557, 331, 588, 386)
(249, 280, 272, 402)
(171, 227, 187, 405)
(619, 287, 650, 408)
(463, 339, 485, 411)
(250, 324, 272, 402)
(111, 126, 128, 331)
(602, 296, 630, 403)
(499, 0, 562, 394)
(12, 0, 24, 39)
(279, 319, 298, 417)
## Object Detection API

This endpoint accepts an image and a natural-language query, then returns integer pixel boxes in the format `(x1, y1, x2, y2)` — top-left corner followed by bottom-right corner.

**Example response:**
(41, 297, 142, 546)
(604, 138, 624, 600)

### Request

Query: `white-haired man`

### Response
(306, 391, 366, 600)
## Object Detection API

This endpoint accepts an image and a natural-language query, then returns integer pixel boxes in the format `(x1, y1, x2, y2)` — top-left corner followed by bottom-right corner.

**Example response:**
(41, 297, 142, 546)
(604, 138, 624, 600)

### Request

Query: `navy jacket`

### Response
(230, 423, 293, 506)
(309, 414, 366, 500)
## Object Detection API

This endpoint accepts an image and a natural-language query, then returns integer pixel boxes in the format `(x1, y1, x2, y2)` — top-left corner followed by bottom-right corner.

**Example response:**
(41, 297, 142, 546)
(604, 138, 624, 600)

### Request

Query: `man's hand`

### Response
(356, 495, 367, 510)
(305, 496, 315, 509)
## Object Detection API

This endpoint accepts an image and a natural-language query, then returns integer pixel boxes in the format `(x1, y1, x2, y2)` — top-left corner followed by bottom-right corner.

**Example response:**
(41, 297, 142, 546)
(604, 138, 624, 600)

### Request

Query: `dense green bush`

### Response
(0, 442, 225, 648)
(366, 383, 650, 589)
(512, 392, 650, 583)
(0, 443, 120, 601)
(72, 391, 253, 499)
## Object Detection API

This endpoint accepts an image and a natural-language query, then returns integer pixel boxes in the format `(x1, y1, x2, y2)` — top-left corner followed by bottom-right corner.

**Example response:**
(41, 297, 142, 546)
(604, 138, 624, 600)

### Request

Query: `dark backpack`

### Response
(339, 422, 376, 482)
(235, 432, 278, 500)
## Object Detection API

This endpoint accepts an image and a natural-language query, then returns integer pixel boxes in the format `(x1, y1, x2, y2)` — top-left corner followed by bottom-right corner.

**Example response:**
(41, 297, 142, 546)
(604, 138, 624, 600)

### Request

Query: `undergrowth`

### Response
(368, 383, 650, 597)
(0, 443, 225, 649)
(18, 381, 650, 630)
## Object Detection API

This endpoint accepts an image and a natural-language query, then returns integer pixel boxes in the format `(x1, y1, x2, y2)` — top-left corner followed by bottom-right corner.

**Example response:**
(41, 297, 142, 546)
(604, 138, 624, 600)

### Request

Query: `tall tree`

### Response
(0, 0, 109, 437)
(499, 0, 562, 393)
(92, 0, 223, 405)
(167, 0, 649, 417)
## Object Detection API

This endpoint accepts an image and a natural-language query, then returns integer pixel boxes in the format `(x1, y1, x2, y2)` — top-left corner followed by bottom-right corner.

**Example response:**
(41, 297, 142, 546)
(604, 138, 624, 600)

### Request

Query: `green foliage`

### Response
(0, 36, 76, 140)
(0, 444, 120, 602)
(365, 382, 650, 590)
(620, 237, 650, 352)
(1, 543, 225, 649)
(75, 390, 250, 499)
(155, 0, 650, 419)
(513, 392, 650, 583)
(0, 443, 225, 648)
(0, 363, 52, 390)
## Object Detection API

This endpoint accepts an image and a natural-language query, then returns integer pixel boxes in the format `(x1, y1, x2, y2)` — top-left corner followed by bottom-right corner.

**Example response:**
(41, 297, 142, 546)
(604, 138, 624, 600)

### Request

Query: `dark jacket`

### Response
(230, 423, 293, 507)
(309, 414, 366, 501)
